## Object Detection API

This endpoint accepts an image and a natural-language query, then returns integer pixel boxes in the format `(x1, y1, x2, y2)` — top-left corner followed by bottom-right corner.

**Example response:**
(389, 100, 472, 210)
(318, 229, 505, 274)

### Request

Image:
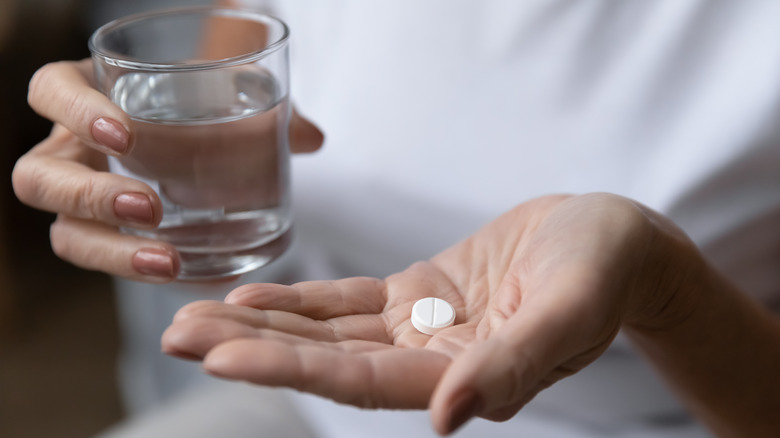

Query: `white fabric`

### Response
(101, 1, 780, 437)
(95, 382, 317, 438)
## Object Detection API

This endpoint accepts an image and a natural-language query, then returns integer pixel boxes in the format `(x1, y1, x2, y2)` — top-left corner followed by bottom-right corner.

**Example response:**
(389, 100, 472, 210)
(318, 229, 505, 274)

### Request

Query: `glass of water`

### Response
(89, 7, 292, 280)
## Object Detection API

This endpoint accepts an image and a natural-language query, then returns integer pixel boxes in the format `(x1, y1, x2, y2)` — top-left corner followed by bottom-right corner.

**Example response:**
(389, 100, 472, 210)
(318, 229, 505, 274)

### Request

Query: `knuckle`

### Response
(11, 155, 37, 204)
(45, 172, 110, 221)
(63, 86, 90, 126)
(28, 61, 67, 111)
(74, 174, 107, 220)
(11, 148, 107, 220)
(11, 154, 55, 211)
(49, 218, 73, 261)
(27, 63, 54, 108)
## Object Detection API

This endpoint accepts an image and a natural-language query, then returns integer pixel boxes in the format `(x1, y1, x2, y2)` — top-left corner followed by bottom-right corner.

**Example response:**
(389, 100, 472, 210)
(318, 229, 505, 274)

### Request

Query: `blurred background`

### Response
(0, 0, 202, 436)
(0, 1, 122, 437)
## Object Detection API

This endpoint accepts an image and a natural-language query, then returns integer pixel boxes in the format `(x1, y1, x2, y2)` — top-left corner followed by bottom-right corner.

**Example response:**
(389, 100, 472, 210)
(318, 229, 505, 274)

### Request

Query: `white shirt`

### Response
(271, 0, 780, 300)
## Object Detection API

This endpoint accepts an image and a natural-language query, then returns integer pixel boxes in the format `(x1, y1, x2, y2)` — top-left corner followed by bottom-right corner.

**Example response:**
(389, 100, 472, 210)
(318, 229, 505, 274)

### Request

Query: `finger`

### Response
(226, 277, 387, 320)
(162, 314, 395, 359)
(174, 300, 393, 343)
(50, 215, 179, 283)
(28, 59, 132, 156)
(173, 301, 339, 341)
(163, 315, 259, 359)
(289, 108, 324, 153)
(12, 126, 163, 228)
(204, 338, 451, 410)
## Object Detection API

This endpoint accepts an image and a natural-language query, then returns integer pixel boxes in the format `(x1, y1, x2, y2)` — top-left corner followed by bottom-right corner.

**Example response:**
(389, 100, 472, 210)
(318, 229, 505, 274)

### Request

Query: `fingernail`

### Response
(133, 248, 176, 278)
(445, 390, 483, 434)
(114, 193, 154, 224)
(92, 117, 129, 154)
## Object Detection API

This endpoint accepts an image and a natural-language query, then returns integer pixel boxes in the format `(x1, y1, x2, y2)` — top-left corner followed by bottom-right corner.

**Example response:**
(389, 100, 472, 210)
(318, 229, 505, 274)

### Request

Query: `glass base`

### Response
(176, 227, 292, 281)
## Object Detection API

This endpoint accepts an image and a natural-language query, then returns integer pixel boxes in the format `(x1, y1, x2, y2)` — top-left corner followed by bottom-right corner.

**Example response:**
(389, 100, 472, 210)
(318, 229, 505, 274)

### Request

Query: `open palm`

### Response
(163, 193, 684, 433)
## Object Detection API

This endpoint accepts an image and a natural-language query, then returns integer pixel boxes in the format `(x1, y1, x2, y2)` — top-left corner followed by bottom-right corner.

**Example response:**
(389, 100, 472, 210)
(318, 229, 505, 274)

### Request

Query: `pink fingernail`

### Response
(133, 248, 176, 278)
(92, 117, 129, 153)
(114, 193, 154, 224)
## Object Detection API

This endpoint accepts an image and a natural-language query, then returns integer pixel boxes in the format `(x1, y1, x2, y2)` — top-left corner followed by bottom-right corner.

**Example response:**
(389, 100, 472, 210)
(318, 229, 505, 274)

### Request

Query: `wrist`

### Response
(619, 216, 780, 437)
(621, 207, 711, 335)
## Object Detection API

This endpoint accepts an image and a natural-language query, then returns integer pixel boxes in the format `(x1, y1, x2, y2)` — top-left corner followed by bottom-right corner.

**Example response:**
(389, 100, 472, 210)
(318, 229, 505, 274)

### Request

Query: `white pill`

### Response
(411, 297, 456, 335)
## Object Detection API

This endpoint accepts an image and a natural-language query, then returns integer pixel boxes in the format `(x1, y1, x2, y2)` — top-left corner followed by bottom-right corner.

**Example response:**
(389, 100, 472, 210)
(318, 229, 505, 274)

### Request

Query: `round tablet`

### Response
(411, 297, 456, 335)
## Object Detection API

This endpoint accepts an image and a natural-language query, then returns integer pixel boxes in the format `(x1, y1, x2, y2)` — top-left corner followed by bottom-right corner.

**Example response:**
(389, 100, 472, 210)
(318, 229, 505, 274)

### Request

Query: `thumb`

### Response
(428, 331, 546, 435)
(289, 107, 324, 153)
(429, 288, 599, 434)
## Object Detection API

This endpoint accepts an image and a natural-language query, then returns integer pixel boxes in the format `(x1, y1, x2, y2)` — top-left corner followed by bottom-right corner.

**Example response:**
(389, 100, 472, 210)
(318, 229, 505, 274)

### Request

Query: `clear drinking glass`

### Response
(89, 7, 292, 280)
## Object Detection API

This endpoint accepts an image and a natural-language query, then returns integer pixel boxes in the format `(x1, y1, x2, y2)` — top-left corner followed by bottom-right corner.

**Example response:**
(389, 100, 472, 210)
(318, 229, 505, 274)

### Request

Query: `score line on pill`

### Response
(411, 297, 456, 335)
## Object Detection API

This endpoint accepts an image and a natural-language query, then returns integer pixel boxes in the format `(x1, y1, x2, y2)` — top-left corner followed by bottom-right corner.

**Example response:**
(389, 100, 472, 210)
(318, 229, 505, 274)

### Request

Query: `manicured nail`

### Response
(92, 117, 129, 154)
(133, 248, 176, 278)
(114, 193, 154, 224)
(445, 390, 483, 435)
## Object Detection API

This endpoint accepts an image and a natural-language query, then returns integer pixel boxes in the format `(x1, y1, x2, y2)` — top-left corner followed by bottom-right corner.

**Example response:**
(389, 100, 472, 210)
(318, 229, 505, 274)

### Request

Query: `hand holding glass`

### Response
(89, 7, 292, 280)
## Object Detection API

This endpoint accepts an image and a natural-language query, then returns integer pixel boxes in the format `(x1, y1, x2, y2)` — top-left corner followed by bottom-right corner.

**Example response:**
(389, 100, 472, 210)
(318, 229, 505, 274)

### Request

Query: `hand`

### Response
(162, 193, 703, 433)
(12, 59, 324, 283)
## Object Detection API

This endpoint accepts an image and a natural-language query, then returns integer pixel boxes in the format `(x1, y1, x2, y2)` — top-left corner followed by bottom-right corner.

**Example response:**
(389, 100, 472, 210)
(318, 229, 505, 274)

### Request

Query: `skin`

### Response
(161, 193, 780, 436)
(13, 59, 323, 282)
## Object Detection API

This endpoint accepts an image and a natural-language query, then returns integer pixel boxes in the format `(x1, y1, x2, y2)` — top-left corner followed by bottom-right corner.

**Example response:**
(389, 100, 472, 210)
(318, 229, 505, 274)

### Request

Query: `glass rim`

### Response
(88, 6, 289, 72)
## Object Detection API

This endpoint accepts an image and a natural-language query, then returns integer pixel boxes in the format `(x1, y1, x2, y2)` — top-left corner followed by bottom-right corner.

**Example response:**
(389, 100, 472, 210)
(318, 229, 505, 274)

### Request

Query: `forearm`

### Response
(625, 263, 780, 437)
